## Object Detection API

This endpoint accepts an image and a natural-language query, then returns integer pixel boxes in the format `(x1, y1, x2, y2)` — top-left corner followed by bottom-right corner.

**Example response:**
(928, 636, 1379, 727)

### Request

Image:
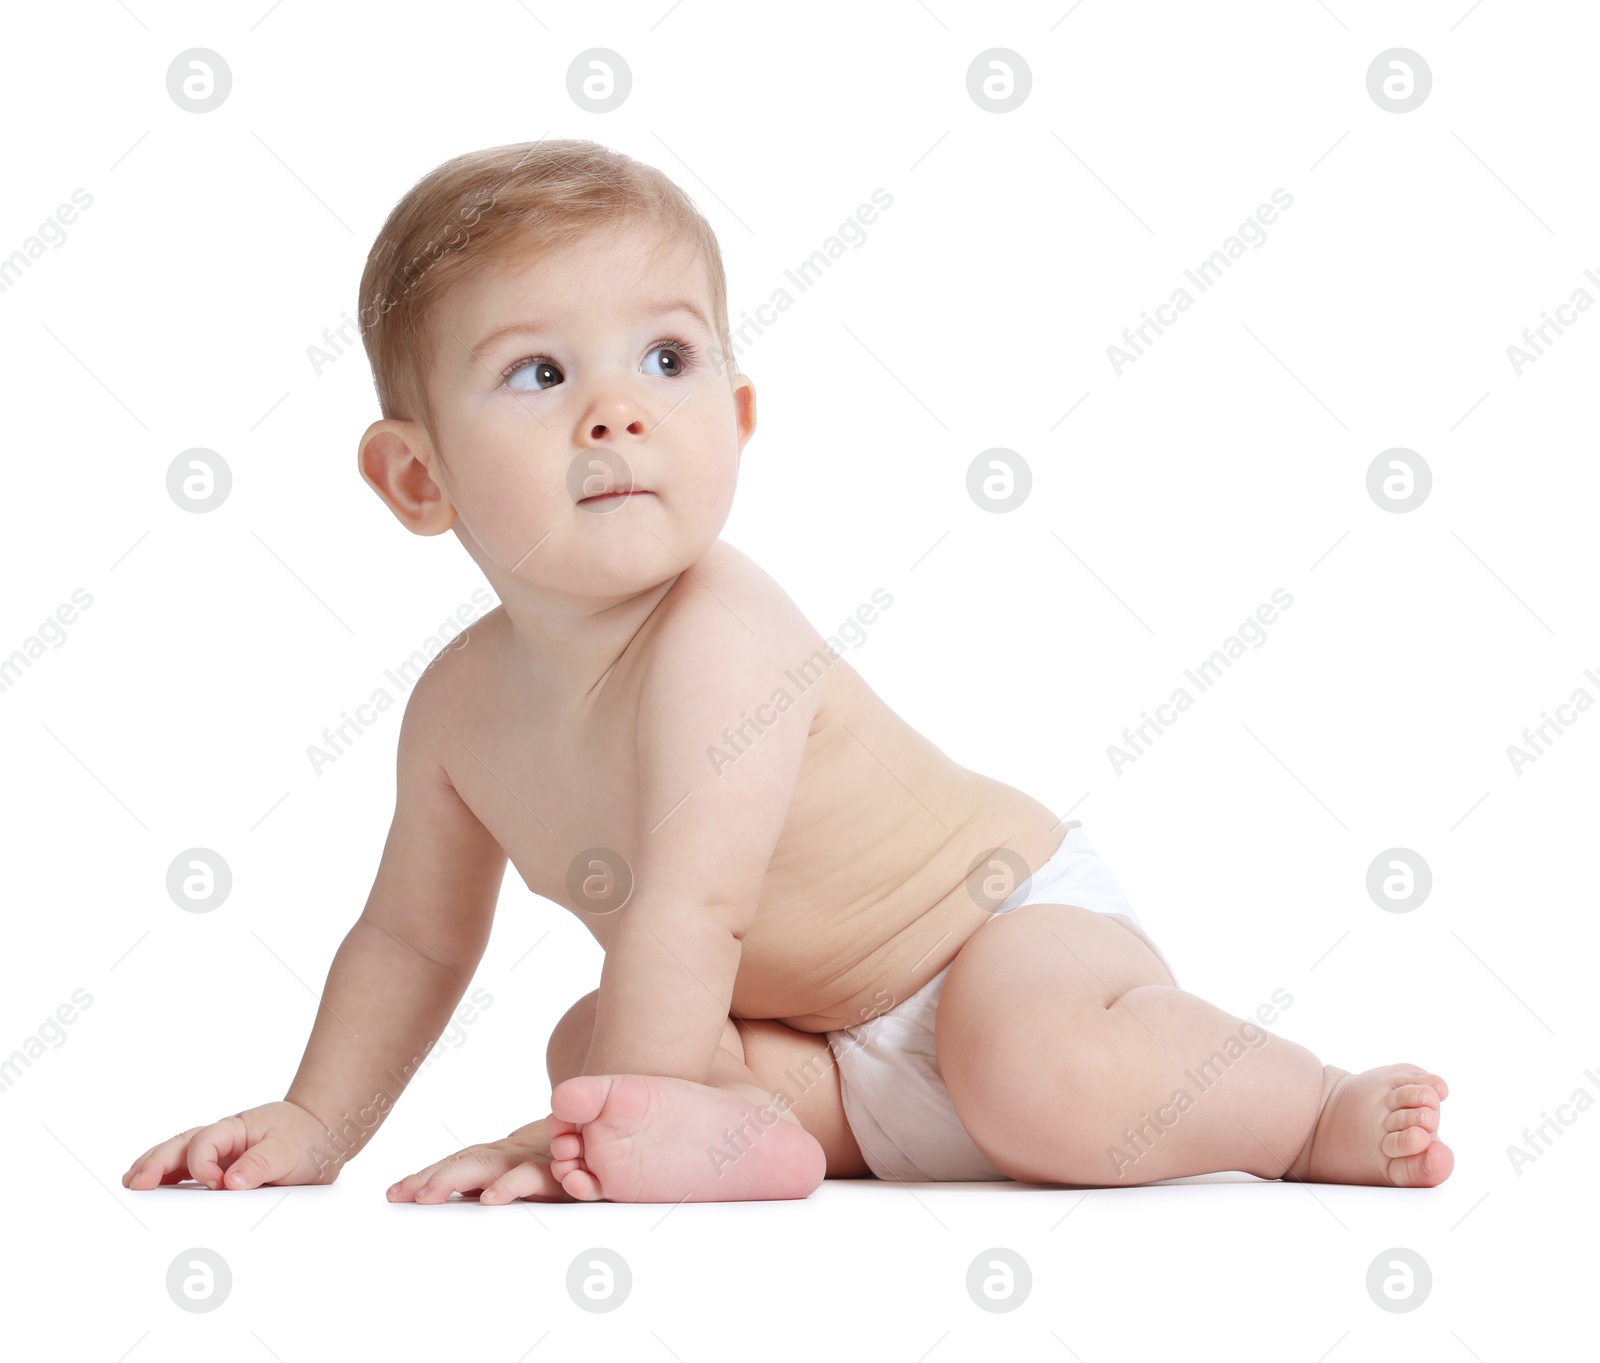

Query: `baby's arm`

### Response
(581, 578, 821, 1085)
(278, 681, 509, 1180)
(124, 669, 509, 1191)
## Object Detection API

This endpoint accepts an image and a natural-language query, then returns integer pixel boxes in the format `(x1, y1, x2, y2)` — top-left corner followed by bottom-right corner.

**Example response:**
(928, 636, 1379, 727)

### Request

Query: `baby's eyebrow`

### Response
(467, 298, 712, 367)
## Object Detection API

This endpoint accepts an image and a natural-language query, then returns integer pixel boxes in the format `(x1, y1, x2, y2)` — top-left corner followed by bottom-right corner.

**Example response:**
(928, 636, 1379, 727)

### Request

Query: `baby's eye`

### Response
(642, 342, 693, 378)
(505, 358, 563, 392)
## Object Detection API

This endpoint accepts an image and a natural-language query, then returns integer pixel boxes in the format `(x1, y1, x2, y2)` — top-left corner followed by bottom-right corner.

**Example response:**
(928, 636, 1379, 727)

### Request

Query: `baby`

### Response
(123, 140, 1451, 1204)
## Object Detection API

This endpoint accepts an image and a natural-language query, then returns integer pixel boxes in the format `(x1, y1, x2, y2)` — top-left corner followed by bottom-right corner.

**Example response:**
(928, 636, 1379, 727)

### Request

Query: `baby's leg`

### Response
(731, 1017, 872, 1177)
(936, 905, 1452, 1188)
(543, 991, 858, 1201)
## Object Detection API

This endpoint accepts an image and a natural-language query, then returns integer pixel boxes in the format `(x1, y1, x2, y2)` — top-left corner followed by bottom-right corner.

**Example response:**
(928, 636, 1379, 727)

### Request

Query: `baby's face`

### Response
(422, 225, 752, 601)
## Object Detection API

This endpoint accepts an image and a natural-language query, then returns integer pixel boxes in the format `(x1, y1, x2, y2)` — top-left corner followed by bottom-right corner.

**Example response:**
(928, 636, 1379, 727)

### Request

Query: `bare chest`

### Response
(438, 674, 647, 950)
(435, 623, 1062, 1031)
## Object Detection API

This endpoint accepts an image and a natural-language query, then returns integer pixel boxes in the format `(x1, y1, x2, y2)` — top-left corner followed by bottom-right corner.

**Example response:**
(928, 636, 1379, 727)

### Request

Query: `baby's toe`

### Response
(558, 1166, 604, 1201)
(1380, 1123, 1434, 1158)
(1385, 1103, 1438, 1136)
(1388, 1082, 1442, 1112)
(1396, 1064, 1449, 1100)
(1389, 1138, 1453, 1188)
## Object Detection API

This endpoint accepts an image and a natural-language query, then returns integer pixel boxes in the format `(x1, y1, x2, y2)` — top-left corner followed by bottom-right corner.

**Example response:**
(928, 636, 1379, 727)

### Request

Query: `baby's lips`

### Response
(579, 487, 654, 504)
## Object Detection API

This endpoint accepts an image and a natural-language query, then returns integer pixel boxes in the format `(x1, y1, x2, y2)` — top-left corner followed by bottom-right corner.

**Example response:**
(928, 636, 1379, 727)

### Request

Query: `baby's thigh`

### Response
(935, 904, 1173, 1101)
(738, 1018, 871, 1179)
(951, 902, 1170, 1022)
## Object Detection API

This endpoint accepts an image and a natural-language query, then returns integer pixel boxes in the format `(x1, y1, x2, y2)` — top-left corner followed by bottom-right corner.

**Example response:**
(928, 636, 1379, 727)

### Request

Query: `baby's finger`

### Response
(123, 1127, 205, 1190)
(185, 1117, 249, 1190)
(221, 1132, 297, 1190)
(412, 1147, 506, 1204)
(389, 1146, 493, 1203)
(387, 1150, 464, 1202)
(481, 1160, 572, 1204)
(386, 1170, 428, 1202)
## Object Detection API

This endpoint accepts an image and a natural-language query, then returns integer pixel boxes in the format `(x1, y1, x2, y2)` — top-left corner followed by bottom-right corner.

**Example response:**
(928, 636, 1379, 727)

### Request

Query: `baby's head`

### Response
(356, 139, 754, 607)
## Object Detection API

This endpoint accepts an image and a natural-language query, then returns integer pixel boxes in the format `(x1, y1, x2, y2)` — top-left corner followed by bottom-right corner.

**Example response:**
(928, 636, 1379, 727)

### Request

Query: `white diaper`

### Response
(823, 821, 1178, 1183)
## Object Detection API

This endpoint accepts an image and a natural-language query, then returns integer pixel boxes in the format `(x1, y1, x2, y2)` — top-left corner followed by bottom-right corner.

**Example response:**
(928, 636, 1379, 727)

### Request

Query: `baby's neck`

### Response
(494, 572, 682, 707)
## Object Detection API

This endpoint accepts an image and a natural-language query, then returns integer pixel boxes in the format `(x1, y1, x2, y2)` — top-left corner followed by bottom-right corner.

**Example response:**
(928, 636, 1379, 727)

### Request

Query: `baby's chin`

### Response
(501, 533, 698, 602)
(458, 491, 726, 594)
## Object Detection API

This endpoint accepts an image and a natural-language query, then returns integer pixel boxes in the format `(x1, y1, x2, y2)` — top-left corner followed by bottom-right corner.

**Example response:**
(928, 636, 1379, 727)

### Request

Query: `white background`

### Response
(2, 0, 1595, 1358)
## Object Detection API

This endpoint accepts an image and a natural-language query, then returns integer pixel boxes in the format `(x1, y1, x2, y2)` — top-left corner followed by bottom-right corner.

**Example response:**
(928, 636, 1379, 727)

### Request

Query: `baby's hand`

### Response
(122, 1100, 341, 1191)
(388, 1114, 580, 1204)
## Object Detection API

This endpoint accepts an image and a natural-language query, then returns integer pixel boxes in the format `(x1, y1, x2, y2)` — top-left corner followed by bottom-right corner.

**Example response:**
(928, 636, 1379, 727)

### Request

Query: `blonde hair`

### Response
(356, 139, 733, 438)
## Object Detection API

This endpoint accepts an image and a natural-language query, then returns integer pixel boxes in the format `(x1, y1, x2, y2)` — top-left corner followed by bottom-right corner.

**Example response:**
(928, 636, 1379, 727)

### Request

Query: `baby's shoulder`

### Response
(398, 605, 504, 726)
(632, 542, 832, 758)
(649, 540, 819, 664)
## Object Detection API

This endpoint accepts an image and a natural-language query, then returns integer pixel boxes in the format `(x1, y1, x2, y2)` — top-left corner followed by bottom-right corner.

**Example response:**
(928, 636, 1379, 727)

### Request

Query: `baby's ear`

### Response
(358, 418, 456, 536)
(732, 374, 757, 453)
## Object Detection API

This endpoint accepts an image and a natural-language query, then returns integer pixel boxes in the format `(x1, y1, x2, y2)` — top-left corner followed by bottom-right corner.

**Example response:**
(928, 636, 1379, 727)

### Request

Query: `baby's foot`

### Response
(547, 1074, 825, 1203)
(1286, 1063, 1453, 1187)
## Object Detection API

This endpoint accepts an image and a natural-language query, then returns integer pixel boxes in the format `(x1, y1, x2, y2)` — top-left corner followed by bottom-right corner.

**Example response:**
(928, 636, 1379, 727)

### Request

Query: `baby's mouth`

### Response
(579, 488, 654, 504)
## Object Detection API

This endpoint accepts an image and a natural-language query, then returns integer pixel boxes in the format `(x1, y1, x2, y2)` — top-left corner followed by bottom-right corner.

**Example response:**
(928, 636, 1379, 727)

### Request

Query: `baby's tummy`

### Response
(732, 771, 1065, 1032)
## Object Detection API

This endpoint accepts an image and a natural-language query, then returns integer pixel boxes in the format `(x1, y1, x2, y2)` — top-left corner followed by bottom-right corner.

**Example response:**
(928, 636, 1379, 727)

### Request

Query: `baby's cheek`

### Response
(680, 439, 740, 511)
(461, 467, 561, 565)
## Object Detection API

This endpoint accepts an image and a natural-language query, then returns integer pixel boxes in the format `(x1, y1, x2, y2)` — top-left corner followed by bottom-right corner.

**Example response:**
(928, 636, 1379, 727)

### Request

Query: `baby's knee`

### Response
(546, 989, 600, 1085)
(547, 990, 742, 1084)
